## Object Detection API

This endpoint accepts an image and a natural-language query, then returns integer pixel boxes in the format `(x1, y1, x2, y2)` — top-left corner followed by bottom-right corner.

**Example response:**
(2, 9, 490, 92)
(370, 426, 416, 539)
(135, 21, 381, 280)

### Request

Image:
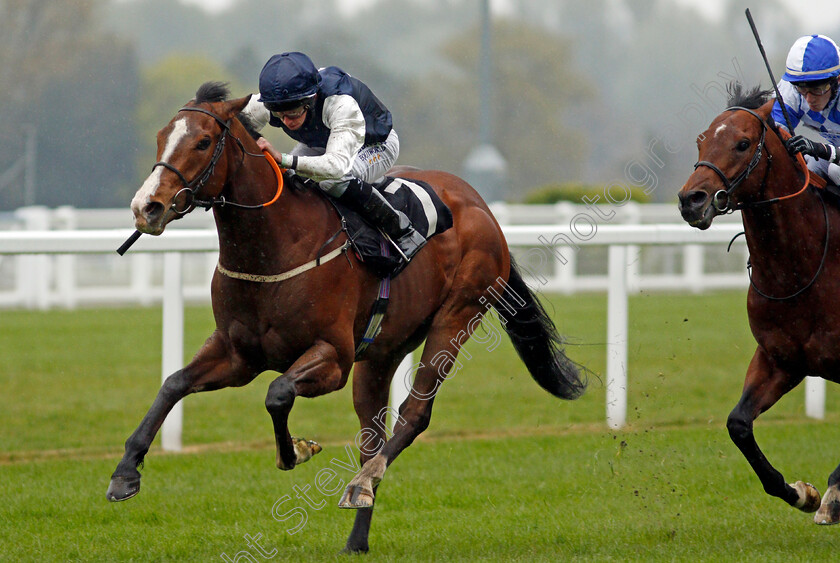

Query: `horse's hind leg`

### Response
(726, 349, 820, 512)
(341, 358, 399, 554)
(265, 340, 349, 470)
(815, 463, 840, 524)
(107, 331, 255, 501)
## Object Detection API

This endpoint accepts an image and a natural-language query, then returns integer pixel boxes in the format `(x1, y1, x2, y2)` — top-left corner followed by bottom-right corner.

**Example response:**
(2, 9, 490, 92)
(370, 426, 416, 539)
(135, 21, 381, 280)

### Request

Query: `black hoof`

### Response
(341, 544, 369, 555)
(106, 474, 141, 502)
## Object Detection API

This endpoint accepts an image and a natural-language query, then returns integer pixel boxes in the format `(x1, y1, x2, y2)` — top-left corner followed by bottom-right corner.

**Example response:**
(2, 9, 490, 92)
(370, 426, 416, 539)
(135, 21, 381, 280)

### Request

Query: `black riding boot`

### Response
(340, 179, 426, 262)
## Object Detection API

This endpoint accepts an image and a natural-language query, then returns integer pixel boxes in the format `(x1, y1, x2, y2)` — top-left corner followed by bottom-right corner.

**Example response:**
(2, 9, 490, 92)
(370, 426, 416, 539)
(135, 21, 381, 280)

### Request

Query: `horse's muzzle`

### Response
(678, 189, 716, 230)
(131, 200, 168, 235)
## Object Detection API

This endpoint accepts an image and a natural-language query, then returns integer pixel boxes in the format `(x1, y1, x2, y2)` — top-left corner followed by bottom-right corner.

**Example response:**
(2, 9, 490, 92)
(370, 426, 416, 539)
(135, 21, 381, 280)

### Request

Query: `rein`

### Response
(694, 106, 812, 212)
(747, 188, 830, 301)
(152, 106, 284, 215)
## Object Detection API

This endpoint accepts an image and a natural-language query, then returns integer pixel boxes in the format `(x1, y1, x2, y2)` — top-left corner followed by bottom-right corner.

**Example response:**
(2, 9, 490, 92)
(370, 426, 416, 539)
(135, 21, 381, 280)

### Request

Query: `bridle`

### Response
(695, 106, 828, 301)
(694, 106, 811, 212)
(151, 106, 282, 215)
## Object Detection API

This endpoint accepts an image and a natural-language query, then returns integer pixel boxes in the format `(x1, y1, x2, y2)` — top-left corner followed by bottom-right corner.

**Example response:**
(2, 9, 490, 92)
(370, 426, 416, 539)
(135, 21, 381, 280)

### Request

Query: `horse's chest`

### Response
(223, 319, 309, 370)
(758, 323, 840, 376)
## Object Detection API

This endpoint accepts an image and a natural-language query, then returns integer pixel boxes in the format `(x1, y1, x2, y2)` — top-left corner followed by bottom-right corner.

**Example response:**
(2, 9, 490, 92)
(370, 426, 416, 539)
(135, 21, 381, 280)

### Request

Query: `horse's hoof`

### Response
(341, 544, 370, 555)
(791, 481, 821, 513)
(293, 437, 322, 465)
(815, 501, 840, 525)
(275, 438, 322, 470)
(338, 485, 374, 509)
(106, 474, 141, 502)
(815, 487, 840, 524)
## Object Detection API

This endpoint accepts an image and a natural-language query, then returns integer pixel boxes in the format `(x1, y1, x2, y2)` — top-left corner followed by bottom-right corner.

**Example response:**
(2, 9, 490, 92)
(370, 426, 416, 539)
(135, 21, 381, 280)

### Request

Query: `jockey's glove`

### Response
(785, 135, 840, 163)
(278, 153, 298, 169)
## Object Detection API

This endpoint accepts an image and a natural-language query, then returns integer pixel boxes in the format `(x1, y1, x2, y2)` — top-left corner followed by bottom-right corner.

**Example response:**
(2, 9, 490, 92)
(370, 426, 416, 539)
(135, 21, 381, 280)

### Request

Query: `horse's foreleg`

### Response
(106, 368, 191, 501)
(339, 308, 479, 510)
(726, 349, 819, 512)
(265, 339, 348, 470)
(341, 359, 398, 553)
(107, 331, 253, 502)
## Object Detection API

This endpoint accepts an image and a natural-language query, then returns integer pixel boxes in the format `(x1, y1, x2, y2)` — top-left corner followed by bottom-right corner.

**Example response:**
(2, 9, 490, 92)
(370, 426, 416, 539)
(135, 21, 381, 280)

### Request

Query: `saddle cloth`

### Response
(333, 176, 454, 278)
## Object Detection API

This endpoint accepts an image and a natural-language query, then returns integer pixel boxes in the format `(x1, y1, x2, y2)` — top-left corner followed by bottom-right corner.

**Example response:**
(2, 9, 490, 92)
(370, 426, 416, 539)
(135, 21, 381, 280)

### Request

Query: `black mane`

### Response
(195, 81, 231, 104)
(193, 81, 261, 140)
(727, 82, 773, 109)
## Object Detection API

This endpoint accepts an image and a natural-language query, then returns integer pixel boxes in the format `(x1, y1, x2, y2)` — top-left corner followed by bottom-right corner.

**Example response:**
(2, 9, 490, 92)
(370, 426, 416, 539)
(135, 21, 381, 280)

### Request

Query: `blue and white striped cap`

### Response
(783, 35, 840, 82)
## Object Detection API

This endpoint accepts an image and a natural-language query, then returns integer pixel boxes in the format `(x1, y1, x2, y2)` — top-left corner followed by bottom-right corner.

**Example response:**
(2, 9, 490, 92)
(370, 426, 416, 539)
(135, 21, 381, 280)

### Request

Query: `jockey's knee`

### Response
(318, 178, 351, 198)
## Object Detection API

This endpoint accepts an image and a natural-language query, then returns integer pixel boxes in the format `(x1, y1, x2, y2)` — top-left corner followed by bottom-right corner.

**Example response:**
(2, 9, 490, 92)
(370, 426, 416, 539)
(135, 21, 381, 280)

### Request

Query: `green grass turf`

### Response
(2, 424, 839, 561)
(2, 292, 839, 560)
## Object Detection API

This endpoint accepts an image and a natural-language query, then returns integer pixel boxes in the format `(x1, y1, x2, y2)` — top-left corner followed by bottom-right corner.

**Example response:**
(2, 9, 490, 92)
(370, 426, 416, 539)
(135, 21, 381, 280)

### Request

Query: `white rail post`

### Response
(805, 377, 826, 419)
(623, 202, 641, 294)
(161, 252, 184, 451)
(684, 244, 704, 294)
(54, 206, 77, 309)
(16, 207, 52, 309)
(607, 245, 628, 429)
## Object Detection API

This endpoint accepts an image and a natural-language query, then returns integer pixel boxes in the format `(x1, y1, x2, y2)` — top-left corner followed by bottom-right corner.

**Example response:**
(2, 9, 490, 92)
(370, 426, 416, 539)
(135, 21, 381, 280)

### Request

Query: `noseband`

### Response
(694, 106, 771, 212)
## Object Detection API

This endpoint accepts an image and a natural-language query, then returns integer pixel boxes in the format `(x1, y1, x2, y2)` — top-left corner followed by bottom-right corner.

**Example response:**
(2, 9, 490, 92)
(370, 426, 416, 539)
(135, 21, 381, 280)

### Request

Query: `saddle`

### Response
(291, 174, 454, 278)
(339, 176, 453, 277)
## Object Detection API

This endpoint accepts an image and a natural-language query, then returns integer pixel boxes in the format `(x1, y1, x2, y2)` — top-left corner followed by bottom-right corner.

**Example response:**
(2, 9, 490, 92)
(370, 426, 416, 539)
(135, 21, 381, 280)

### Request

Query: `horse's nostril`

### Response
(680, 190, 708, 209)
(691, 191, 707, 206)
(144, 201, 164, 220)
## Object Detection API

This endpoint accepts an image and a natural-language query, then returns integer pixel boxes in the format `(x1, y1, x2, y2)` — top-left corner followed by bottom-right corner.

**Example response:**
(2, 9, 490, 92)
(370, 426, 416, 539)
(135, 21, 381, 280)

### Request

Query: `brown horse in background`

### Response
(679, 83, 840, 524)
(106, 82, 586, 552)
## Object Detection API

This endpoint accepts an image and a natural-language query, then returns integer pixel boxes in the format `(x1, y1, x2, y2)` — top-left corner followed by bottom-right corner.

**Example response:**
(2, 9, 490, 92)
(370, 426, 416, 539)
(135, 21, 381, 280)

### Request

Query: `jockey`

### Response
(773, 35, 840, 185)
(240, 51, 425, 261)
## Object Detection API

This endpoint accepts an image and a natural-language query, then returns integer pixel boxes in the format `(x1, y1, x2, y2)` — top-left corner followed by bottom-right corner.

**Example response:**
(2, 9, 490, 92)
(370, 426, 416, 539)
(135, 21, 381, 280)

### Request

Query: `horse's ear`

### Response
(759, 99, 776, 120)
(224, 94, 252, 119)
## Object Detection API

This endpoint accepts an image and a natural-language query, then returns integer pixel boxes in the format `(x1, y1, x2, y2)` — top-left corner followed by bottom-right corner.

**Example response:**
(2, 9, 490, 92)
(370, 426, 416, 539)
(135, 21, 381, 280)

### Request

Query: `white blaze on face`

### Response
(131, 118, 190, 216)
(714, 124, 727, 138)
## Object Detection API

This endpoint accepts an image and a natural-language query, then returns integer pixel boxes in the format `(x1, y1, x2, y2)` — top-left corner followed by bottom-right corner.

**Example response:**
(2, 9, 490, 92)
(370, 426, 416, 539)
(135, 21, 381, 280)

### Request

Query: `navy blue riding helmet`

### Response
(258, 52, 321, 110)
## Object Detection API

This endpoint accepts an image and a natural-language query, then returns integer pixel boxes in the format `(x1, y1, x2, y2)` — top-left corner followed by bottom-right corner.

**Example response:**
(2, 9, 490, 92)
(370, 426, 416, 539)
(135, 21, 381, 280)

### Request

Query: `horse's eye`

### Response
(196, 138, 212, 151)
(736, 139, 750, 151)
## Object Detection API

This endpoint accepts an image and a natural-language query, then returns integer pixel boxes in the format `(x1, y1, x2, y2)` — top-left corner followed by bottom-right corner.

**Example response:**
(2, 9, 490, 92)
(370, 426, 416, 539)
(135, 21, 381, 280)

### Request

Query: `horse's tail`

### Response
(494, 259, 587, 400)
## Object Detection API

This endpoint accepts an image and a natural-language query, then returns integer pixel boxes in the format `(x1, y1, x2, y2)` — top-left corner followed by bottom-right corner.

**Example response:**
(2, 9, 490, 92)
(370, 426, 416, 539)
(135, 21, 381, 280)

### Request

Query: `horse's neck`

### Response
(741, 170, 826, 285)
(214, 163, 339, 273)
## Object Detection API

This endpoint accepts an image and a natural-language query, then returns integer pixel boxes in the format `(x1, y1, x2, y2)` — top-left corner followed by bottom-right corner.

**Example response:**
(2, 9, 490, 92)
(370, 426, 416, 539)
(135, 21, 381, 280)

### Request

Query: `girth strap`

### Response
(354, 240, 393, 358)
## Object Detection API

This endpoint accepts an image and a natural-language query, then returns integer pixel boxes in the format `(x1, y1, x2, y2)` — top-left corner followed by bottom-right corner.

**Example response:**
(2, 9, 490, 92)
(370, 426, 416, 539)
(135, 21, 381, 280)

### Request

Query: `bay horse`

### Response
(678, 83, 840, 524)
(106, 82, 586, 552)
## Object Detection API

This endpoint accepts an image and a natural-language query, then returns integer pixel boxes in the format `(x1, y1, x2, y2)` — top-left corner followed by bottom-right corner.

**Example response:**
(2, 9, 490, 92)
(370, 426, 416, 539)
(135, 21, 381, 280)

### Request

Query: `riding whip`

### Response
(745, 8, 794, 133)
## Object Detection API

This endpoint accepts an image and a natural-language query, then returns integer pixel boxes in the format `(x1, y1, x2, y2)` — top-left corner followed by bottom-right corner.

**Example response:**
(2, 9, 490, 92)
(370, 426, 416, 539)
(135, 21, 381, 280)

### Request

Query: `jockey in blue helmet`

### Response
(239, 51, 425, 262)
(773, 35, 840, 185)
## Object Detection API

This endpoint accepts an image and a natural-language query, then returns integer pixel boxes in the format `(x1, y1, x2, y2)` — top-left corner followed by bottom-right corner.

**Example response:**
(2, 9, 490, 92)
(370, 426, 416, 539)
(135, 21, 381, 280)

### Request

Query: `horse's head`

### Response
(678, 85, 777, 230)
(131, 82, 252, 235)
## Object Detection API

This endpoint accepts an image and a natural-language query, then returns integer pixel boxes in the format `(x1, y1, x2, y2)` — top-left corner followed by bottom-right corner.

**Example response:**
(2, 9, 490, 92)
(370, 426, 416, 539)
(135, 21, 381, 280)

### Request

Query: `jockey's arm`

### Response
(292, 95, 365, 180)
(239, 95, 271, 132)
(772, 81, 803, 134)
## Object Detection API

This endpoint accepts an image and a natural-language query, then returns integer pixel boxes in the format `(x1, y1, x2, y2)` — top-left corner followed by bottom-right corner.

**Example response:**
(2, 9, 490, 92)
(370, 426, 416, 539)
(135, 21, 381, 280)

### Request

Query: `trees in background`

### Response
(395, 19, 594, 192)
(0, 0, 138, 209)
